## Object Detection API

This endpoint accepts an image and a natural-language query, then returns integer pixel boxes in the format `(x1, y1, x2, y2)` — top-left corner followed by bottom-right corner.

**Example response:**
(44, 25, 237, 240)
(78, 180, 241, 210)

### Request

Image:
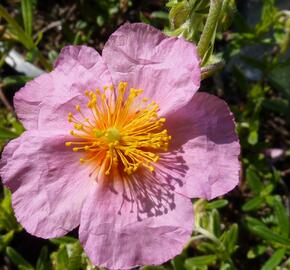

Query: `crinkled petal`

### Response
(165, 92, 240, 200)
(14, 45, 112, 131)
(79, 175, 194, 270)
(0, 131, 94, 238)
(102, 23, 200, 115)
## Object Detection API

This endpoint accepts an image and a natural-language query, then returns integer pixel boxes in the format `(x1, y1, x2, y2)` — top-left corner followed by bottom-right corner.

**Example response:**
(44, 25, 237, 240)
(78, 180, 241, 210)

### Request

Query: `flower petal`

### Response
(79, 176, 193, 270)
(0, 131, 94, 238)
(14, 45, 112, 131)
(166, 92, 240, 200)
(102, 23, 200, 115)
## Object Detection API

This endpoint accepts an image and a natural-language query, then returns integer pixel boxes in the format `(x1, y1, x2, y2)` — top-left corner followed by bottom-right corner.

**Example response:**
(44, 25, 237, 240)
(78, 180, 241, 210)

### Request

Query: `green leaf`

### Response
(171, 251, 187, 270)
(1, 188, 12, 209)
(246, 167, 263, 194)
(55, 246, 69, 270)
(269, 62, 290, 100)
(0, 5, 34, 49)
(151, 11, 168, 20)
(36, 246, 51, 270)
(2, 75, 31, 87)
(21, 0, 33, 37)
(249, 225, 290, 246)
(19, 266, 35, 270)
(273, 197, 289, 238)
(209, 209, 221, 236)
(256, 0, 277, 34)
(0, 231, 14, 252)
(247, 245, 267, 259)
(261, 184, 274, 197)
(205, 199, 228, 209)
(262, 99, 290, 124)
(0, 126, 19, 140)
(196, 242, 218, 254)
(261, 248, 286, 270)
(139, 12, 151, 25)
(246, 216, 266, 228)
(6, 247, 34, 269)
(67, 242, 83, 270)
(50, 236, 77, 245)
(0, 204, 20, 231)
(221, 224, 239, 254)
(220, 262, 236, 270)
(248, 130, 258, 145)
(242, 196, 264, 212)
(185, 255, 217, 268)
(168, 2, 189, 29)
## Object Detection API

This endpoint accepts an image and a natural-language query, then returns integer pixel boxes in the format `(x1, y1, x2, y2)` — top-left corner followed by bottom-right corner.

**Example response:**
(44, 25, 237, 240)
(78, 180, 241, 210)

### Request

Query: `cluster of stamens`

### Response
(65, 82, 171, 176)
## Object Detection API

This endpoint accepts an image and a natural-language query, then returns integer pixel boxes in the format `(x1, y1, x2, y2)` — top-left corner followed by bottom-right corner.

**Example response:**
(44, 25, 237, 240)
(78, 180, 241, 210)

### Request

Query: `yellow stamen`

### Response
(65, 82, 171, 175)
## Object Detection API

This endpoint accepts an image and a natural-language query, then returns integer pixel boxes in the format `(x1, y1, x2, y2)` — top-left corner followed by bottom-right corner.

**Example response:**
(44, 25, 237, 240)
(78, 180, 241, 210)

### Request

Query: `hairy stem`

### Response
(197, 0, 223, 65)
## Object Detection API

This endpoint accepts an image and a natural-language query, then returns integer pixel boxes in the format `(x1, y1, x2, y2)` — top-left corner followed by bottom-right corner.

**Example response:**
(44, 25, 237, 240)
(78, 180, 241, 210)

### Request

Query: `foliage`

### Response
(0, 0, 290, 269)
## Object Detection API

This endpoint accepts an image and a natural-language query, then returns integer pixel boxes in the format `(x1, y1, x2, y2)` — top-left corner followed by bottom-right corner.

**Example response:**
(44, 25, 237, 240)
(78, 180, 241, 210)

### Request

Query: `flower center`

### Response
(106, 127, 120, 142)
(65, 82, 171, 176)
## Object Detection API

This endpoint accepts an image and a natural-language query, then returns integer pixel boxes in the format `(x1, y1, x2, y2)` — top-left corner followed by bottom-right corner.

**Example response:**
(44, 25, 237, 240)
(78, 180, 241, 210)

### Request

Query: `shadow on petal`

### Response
(94, 148, 189, 222)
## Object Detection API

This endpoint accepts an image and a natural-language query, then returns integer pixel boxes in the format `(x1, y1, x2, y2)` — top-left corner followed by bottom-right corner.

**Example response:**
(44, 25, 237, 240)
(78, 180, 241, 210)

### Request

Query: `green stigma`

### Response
(106, 127, 120, 142)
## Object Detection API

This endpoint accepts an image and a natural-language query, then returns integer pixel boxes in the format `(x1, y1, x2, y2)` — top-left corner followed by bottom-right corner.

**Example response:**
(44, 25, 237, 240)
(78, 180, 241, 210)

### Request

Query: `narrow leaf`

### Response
(185, 255, 217, 267)
(67, 242, 83, 270)
(273, 197, 289, 238)
(6, 247, 33, 269)
(222, 223, 239, 254)
(261, 248, 285, 270)
(0, 5, 34, 49)
(206, 199, 228, 209)
(50, 236, 77, 245)
(0, 231, 14, 252)
(246, 167, 262, 194)
(36, 246, 51, 270)
(21, 0, 33, 37)
(249, 225, 290, 246)
(247, 245, 267, 259)
(0, 126, 19, 140)
(242, 196, 263, 212)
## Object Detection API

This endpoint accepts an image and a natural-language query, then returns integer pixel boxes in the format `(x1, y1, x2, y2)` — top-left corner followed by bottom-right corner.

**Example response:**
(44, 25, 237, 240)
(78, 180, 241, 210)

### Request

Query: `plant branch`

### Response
(197, 0, 223, 64)
(201, 60, 225, 80)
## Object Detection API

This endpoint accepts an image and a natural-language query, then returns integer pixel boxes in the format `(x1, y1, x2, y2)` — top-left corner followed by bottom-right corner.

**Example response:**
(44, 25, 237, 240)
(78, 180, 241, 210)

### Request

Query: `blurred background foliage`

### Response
(0, 0, 290, 269)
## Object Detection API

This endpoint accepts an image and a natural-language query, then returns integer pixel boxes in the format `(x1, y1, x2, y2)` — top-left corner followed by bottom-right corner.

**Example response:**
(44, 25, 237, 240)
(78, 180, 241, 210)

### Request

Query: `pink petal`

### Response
(79, 174, 193, 270)
(165, 92, 240, 200)
(102, 23, 200, 116)
(0, 131, 94, 238)
(14, 73, 54, 130)
(14, 46, 112, 131)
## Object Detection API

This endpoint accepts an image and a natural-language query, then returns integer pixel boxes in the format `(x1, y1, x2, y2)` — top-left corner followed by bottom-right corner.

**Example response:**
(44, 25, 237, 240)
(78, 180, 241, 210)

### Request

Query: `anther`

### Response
(67, 81, 171, 176)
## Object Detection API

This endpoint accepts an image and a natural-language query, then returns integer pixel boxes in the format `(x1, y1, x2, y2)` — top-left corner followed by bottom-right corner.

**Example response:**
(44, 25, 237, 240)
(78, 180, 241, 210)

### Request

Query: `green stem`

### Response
(195, 226, 237, 268)
(201, 60, 225, 80)
(194, 227, 221, 245)
(197, 0, 223, 64)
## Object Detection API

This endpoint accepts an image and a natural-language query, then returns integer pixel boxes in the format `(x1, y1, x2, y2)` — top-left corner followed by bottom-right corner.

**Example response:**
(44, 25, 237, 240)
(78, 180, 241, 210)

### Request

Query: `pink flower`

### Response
(0, 23, 240, 269)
